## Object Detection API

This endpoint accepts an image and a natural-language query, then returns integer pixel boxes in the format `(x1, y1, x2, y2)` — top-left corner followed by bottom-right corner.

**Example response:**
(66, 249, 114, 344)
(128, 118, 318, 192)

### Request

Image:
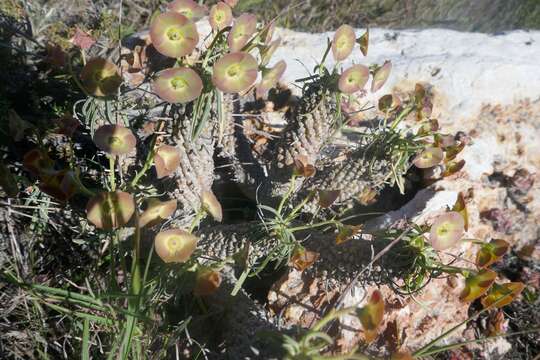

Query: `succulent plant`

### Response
(212, 52, 258, 93)
(332, 24, 355, 61)
(167, 0, 207, 21)
(150, 12, 199, 58)
(80, 58, 122, 97)
(193, 268, 222, 296)
(154, 229, 198, 263)
(86, 191, 135, 230)
(460, 269, 497, 302)
(338, 64, 369, 94)
(93, 125, 137, 156)
(153, 67, 203, 104)
(227, 13, 257, 51)
(209, 2, 233, 31)
(429, 211, 465, 250)
(139, 199, 178, 228)
(200, 190, 223, 222)
(154, 145, 181, 179)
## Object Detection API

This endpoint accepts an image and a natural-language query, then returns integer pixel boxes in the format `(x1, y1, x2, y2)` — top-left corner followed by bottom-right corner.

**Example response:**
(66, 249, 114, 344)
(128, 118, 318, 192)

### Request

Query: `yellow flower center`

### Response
(227, 64, 241, 78)
(167, 236, 184, 253)
(108, 136, 122, 148)
(167, 27, 184, 41)
(170, 76, 188, 90)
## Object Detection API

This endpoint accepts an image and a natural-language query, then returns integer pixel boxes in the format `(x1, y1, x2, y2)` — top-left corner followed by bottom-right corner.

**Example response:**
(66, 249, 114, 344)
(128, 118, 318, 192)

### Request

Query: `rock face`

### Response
(266, 27, 540, 357)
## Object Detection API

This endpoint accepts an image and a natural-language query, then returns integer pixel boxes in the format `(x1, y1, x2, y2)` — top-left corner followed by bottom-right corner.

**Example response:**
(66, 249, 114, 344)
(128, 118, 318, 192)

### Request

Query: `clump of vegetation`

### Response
(0, 1, 537, 359)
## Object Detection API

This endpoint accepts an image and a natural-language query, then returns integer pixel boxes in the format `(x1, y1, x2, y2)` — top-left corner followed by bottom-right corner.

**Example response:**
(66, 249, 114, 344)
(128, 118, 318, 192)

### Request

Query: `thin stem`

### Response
(130, 121, 164, 188)
(418, 328, 540, 357)
(109, 156, 116, 191)
(289, 220, 337, 233)
(413, 291, 523, 356)
(189, 210, 206, 233)
(277, 174, 296, 215)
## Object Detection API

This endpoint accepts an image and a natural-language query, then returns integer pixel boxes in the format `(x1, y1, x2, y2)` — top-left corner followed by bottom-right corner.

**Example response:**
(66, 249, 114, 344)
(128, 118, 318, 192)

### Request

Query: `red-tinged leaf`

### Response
(358, 187, 378, 205)
(481, 282, 525, 308)
(417, 119, 439, 135)
(414, 83, 426, 104)
(71, 28, 96, 50)
(378, 93, 401, 112)
(193, 268, 222, 296)
(452, 192, 469, 231)
(290, 247, 319, 271)
(460, 269, 497, 302)
(476, 239, 510, 268)
(336, 225, 363, 245)
(357, 29, 369, 56)
(357, 290, 385, 343)
(318, 190, 340, 208)
(442, 159, 465, 177)
(293, 155, 316, 177)
(39, 169, 78, 202)
(445, 142, 465, 161)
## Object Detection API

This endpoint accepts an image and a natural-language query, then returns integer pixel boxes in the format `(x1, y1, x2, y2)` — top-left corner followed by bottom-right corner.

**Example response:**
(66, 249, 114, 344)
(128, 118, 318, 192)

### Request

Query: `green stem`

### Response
(318, 39, 332, 75)
(189, 210, 206, 233)
(418, 327, 540, 357)
(312, 307, 357, 332)
(287, 190, 315, 219)
(413, 291, 520, 357)
(289, 220, 338, 233)
(109, 156, 116, 191)
(427, 264, 473, 275)
(119, 209, 142, 357)
(277, 174, 296, 215)
(390, 106, 414, 131)
(130, 125, 162, 188)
